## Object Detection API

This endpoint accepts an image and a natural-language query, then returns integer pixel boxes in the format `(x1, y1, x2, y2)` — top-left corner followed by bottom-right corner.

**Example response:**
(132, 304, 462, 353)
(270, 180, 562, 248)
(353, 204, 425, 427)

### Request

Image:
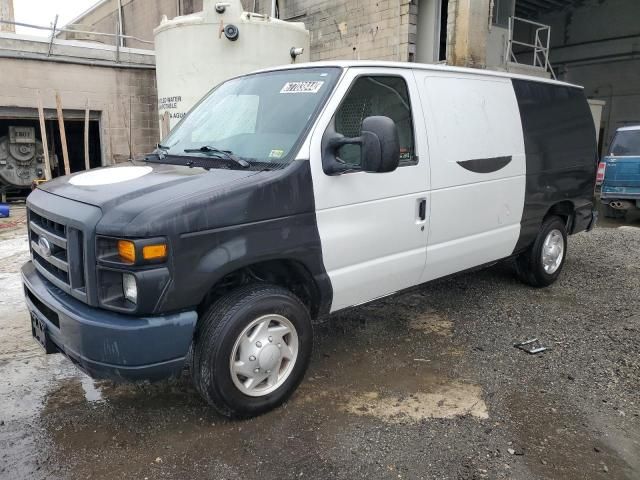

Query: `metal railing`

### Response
(505, 16, 556, 79)
(0, 18, 153, 63)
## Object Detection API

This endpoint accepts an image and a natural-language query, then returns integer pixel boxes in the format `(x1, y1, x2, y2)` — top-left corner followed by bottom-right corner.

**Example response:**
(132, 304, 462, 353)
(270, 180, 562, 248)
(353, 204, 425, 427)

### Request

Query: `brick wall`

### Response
(0, 58, 159, 164)
(275, 0, 414, 62)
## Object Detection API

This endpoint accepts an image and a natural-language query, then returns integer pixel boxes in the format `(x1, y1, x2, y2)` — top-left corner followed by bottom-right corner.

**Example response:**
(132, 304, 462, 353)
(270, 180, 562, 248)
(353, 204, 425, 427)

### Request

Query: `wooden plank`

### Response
(36, 91, 52, 181)
(84, 98, 90, 170)
(55, 92, 70, 176)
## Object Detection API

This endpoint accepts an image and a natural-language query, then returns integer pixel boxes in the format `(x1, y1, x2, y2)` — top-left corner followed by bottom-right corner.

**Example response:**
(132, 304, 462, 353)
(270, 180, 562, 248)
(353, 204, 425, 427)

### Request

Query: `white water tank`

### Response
(154, 0, 310, 133)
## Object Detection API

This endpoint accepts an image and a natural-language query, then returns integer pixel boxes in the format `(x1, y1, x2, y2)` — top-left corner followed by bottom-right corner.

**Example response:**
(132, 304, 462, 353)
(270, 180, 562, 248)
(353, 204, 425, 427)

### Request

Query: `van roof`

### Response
(254, 60, 583, 89)
(617, 125, 640, 132)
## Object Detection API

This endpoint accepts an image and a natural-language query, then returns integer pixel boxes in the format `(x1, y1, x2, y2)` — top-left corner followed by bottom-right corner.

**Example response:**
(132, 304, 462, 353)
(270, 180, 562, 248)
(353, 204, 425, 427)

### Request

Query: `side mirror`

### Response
(321, 115, 400, 175)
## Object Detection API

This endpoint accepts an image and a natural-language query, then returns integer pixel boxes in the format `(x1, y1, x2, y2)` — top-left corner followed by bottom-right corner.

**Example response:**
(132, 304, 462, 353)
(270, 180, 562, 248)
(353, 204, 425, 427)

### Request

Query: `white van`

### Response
(23, 61, 598, 417)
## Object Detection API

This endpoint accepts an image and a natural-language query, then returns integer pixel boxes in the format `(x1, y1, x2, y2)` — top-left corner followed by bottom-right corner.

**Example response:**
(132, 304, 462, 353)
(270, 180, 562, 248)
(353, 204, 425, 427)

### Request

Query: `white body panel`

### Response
(308, 66, 527, 313)
(309, 68, 430, 312)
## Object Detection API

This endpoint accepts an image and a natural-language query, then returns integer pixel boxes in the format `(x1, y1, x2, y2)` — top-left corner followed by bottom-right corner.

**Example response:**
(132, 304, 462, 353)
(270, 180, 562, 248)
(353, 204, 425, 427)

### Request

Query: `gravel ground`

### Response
(0, 205, 638, 480)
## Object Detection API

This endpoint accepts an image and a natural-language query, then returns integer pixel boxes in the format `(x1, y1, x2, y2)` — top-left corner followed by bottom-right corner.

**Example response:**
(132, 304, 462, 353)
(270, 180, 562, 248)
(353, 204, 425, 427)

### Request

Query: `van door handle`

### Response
(418, 199, 426, 221)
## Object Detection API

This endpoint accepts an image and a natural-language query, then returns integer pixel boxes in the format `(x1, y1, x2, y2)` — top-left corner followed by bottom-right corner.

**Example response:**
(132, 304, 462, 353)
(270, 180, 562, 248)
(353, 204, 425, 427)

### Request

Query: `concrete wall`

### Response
(60, 0, 190, 49)
(0, 35, 158, 164)
(0, 0, 15, 33)
(485, 25, 507, 68)
(445, 0, 490, 68)
(538, 0, 640, 154)
(275, 0, 415, 61)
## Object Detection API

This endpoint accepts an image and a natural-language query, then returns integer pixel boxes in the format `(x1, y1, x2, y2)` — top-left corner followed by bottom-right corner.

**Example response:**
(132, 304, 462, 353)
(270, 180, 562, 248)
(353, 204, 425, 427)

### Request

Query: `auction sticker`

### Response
(280, 81, 324, 94)
(268, 149, 285, 159)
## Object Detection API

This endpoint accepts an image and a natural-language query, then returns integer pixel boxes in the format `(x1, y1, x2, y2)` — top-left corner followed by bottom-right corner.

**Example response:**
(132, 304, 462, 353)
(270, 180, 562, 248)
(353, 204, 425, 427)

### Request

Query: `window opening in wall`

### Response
(439, 0, 448, 61)
(492, 0, 515, 28)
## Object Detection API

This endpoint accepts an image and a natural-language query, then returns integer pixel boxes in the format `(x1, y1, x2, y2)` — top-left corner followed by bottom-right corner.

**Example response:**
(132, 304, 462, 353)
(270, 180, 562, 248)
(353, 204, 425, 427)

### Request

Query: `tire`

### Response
(191, 283, 312, 418)
(515, 215, 568, 288)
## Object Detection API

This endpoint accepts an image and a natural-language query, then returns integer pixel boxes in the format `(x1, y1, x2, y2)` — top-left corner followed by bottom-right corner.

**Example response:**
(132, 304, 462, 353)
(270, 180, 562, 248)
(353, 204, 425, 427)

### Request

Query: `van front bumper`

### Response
(21, 261, 197, 381)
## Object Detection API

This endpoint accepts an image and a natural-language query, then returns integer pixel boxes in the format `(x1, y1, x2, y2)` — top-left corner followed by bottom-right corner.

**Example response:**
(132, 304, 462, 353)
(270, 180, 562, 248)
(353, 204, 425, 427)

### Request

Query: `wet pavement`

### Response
(1, 202, 638, 480)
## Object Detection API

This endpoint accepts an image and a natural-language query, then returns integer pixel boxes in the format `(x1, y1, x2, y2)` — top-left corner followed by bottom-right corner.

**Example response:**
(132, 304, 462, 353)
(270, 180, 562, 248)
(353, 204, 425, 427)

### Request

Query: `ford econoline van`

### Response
(22, 61, 598, 417)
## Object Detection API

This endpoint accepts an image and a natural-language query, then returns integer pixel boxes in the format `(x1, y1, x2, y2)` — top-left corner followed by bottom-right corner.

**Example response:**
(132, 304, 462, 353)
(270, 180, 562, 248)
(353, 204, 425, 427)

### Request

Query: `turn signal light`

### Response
(142, 244, 168, 261)
(117, 240, 136, 263)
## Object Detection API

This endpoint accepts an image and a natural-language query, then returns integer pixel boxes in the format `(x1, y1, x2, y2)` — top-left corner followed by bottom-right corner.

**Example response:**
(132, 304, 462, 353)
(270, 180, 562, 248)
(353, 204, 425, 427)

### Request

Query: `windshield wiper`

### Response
(183, 145, 250, 168)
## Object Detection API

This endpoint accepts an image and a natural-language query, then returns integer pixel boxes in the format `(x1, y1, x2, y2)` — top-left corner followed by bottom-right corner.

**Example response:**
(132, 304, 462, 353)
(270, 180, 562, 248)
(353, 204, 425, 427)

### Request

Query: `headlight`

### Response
(122, 273, 138, 304)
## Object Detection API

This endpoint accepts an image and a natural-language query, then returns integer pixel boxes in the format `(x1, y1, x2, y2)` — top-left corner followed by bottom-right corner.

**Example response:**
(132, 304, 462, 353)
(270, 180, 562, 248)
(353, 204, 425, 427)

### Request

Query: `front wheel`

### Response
(191, 284, 312, 418)
(515, 216, 568, 287)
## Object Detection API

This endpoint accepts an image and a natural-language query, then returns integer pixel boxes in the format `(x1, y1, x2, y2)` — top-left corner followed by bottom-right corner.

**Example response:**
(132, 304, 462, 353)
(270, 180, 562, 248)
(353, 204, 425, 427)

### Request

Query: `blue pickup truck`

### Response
(597, 125, 640, 218)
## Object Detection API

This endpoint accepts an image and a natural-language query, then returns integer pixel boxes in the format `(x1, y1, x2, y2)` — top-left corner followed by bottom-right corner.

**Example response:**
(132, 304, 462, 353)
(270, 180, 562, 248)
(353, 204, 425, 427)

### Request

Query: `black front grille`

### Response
(30, 210, 66, 237)
(28, 209, 85, 290)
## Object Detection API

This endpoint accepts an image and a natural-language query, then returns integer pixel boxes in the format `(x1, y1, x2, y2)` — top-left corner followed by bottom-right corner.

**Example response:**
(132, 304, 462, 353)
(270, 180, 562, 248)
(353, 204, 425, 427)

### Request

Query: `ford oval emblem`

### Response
(38, 237, 52, 257)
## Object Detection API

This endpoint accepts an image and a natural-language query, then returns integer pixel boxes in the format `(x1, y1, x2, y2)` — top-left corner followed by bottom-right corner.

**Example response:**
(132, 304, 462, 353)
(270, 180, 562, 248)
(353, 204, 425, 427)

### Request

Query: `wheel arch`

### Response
(544, 200, 576, 230)
(197, 257, 325, 321)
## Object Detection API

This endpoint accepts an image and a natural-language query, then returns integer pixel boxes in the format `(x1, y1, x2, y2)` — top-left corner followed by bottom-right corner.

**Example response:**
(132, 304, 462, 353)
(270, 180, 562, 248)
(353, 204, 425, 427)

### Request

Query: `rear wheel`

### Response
(515, 216, 568, 287)
(191, 283, 312, 418)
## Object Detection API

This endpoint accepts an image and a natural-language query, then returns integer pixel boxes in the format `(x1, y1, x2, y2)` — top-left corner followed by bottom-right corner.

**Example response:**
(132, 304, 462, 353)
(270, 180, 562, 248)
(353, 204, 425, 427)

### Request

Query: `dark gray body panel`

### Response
(33, 160, 332, 316)
(511, 79, 598, 252)
(21, 159, 330, 380)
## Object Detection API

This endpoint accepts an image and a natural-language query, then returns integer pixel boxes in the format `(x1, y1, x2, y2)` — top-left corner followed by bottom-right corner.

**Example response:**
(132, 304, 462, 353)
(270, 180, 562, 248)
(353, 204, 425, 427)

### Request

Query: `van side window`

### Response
(333, 76, 416, 167)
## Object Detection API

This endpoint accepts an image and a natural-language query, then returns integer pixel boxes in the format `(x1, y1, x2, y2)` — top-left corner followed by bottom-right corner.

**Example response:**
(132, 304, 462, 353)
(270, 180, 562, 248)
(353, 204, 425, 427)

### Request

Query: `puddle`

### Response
(0, 355, 78, 480)
(343, 382, 488, 422)
(292, 313, 487, 424)
(0, 232, 40, 363)
(80, 375, 104, 403)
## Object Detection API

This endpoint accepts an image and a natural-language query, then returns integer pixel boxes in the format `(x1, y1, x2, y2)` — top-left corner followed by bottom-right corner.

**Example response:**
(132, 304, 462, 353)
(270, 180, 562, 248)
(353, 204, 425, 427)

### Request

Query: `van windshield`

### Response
(610, 130, 640, 156)
(157, 67, 341, 169)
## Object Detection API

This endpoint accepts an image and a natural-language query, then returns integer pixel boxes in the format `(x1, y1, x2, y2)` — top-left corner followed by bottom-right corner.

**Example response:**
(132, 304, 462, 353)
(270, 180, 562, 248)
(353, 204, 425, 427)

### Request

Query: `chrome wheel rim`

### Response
(541, 229, 564, 274)
(229, 314, 299, 397)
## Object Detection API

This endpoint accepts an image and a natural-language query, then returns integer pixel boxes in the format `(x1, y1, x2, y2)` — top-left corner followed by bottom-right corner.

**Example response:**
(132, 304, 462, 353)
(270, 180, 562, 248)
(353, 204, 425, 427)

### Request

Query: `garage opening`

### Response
(0, 107, 102, 197)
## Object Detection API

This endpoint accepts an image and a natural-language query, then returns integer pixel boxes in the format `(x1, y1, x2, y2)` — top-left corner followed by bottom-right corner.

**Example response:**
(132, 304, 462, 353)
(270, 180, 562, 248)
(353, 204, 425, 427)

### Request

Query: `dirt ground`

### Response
(0, 202, 638, 480)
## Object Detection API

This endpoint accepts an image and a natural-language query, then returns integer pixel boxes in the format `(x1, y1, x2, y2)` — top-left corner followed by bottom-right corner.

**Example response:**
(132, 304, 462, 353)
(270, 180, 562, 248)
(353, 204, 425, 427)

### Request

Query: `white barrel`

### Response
(154, 0, 310, 132)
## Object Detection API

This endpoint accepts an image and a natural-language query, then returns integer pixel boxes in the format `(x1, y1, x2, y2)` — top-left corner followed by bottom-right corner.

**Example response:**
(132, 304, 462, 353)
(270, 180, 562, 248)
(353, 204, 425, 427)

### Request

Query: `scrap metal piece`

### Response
(514, 338, 549, 354)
